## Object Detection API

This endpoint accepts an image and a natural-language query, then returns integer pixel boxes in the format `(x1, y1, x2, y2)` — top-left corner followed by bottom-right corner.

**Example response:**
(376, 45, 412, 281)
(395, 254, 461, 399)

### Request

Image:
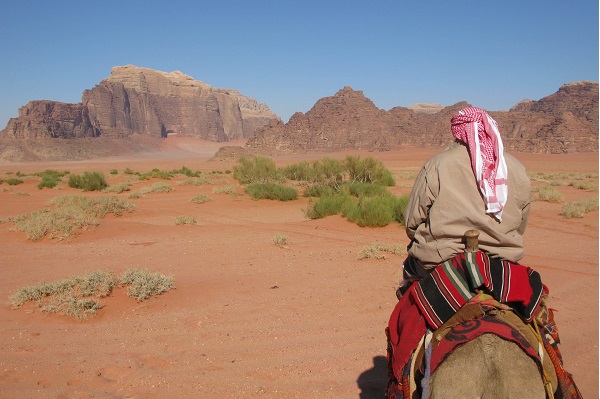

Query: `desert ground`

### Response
(0, 137, 597, 399)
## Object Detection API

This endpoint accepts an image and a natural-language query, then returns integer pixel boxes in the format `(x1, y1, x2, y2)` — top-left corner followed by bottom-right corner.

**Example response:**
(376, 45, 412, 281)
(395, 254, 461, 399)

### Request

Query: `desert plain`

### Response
(0, 137, 597, 399)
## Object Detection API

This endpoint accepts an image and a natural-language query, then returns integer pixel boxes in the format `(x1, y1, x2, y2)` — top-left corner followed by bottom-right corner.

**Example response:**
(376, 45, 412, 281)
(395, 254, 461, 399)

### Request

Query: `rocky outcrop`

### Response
(495, 81, 598, 153)
(1, 65, 278, 141)
(247, 82, 598, 154)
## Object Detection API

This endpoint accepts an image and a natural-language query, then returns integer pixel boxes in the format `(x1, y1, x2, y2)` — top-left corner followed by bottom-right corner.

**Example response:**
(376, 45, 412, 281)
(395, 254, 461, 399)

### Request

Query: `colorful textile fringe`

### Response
(411, 251, 543, 329)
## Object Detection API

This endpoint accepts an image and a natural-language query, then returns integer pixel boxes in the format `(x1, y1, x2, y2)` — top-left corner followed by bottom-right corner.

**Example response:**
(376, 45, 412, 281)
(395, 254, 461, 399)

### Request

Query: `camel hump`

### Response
(464, 229, 480, 252)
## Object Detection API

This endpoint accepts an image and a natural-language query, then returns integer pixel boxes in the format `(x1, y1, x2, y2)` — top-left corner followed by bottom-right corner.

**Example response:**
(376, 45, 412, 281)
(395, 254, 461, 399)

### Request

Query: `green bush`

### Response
(233, 156, 281, 184)
(34, 170, 69, 179)
(245, 183, 298, 201)
(304, 184, 337, 198)
(342, 194, 408, 227)
(138, 168, 173, 180)
(342, 181, 389, 198)
(311, 158, 345, 186)
(6, 178, 24, 186)
(305, 188, 408, 227)
(171, 166, 200, 177)
(305, 193, 353, 219)
(280, 161, 315, 181)
(37, 175, 61, 189)
(68, 172, 108, 191)
(344, 155, 395, 186)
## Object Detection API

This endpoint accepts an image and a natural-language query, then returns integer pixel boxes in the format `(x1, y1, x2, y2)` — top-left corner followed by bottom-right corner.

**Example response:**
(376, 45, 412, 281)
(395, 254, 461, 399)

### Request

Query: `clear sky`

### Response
(0, 1, 598, 129)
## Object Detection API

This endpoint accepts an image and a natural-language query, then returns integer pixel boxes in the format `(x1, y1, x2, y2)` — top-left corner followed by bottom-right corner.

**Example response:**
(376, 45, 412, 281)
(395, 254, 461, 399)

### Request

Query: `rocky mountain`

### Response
(1, 65, 278, 141)
(247, 81, 598, 154)
(1, 70, 597, 161)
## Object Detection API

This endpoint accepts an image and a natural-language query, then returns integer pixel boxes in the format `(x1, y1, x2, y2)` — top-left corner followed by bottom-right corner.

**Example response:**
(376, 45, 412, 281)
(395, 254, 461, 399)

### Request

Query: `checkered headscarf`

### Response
(451, 107, 508, 221)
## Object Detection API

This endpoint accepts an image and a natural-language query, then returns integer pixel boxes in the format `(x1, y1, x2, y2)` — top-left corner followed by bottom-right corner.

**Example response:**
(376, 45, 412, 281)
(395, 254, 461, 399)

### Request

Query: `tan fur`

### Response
(429, 334, 546, 399)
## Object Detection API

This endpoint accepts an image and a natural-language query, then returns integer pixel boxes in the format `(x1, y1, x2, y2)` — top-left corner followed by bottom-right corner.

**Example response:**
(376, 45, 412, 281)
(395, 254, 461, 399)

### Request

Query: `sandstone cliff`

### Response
(247, 81, 598, 154)
(1, 65, 278, 142)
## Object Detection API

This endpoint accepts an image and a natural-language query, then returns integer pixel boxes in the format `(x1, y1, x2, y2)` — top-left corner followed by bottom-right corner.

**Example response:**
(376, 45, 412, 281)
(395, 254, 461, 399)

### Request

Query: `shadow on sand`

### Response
(357, 355, 388, 398)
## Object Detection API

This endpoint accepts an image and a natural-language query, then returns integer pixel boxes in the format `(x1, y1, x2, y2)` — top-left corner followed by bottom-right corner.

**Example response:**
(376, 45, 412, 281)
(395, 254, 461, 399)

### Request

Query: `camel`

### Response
(428, 334, 546, 399)
(411, 231, 549, 399)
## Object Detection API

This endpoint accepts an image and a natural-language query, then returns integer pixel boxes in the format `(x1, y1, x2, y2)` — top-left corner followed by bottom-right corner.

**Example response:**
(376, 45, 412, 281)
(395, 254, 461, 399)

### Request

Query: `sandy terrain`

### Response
(0, 137, 597, 399)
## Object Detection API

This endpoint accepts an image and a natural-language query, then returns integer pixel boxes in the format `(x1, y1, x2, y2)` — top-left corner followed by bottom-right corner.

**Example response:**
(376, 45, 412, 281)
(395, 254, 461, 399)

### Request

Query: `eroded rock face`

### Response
(248, 82, 598, 154)
(1, 65, 278, 141)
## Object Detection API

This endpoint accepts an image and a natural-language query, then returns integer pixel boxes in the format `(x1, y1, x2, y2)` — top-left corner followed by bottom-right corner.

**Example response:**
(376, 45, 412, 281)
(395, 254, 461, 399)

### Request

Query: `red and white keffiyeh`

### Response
(451, 107, 508, 221)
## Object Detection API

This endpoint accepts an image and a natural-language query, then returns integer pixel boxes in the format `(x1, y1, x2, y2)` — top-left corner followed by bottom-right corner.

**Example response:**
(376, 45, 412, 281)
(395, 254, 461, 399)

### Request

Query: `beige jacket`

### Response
(404, 143, 531, 269)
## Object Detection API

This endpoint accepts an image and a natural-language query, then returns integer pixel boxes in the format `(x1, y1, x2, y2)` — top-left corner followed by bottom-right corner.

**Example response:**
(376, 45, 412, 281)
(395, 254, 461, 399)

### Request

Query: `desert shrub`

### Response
(311, 158, 345, 186)
(272, 233, 288, 247)
(48, 195, 134, 217)
(245, 182, 298, 201)
(560, 197, 599, 218)
(281, 161, 316, 181)
(570, 181, 598, 191)
(6, 178, 24, 186)
(123, 168, 136, 175)
(11, 191, 30, 196)
(10, 269, 174, 318)
(68, 172, 108, 191)
(177, 176, 215, 185)
(141, 182, 172, 194)
(533, 185, 564, 203)
(175, 215, 197, 225)
(37, 175, 61, 189)
(9, 195, 134, 240)
(138, 168, 173, 180)
(305, 189, 408, 227)
(345, 155, 395, 186)
(9, 208, 98, 241)
(305, 193, 353, 219)
(119, 269, 175, 302)
(303, 184, 337, 198)
(342, 181, 390, 198)
(233, 156, 281, 184)
(190, 195, 211, 204)
(171, 166, 200, 177)
(342, 195, 402, 227)
(358, 243, 404, 260)
(213, 185, 239, 195)
(110, 169, 118, 175)
(103, 183, 131, 193)
(35, 169, 69, 179)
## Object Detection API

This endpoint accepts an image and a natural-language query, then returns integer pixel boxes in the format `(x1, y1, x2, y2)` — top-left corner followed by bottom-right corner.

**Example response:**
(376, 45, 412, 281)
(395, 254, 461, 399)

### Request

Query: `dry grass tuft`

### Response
(10, 269, 175, 318)
(358, 243, 404, 260)
(560, 198, 599, 218)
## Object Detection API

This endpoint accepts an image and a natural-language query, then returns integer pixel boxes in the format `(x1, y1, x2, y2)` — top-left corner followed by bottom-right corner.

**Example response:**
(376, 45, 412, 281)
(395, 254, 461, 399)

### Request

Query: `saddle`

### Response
(385, 230, 582, 399)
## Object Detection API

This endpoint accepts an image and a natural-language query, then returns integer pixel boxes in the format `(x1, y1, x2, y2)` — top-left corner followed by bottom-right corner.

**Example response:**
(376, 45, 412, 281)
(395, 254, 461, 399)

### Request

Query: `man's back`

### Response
(404, 143, 531, 268)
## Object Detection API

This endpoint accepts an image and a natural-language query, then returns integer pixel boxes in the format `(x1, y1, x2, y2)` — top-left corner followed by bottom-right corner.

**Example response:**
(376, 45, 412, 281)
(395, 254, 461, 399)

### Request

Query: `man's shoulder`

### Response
(426, 143, 468, 165)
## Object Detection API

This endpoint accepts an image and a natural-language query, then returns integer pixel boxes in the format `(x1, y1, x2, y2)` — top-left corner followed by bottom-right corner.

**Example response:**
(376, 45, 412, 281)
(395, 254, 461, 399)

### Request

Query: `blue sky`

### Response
(0, 1, 597, 129)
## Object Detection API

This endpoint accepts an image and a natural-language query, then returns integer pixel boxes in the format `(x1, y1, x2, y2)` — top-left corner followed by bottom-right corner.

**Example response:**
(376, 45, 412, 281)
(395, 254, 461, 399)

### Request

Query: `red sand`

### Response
(0, 137, 597, 398)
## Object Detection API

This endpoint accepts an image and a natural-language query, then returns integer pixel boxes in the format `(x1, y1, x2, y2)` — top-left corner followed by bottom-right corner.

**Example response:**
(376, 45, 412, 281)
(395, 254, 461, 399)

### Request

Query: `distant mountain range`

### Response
(248, 82, 598, 154)
(0, 66, 597, 161)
